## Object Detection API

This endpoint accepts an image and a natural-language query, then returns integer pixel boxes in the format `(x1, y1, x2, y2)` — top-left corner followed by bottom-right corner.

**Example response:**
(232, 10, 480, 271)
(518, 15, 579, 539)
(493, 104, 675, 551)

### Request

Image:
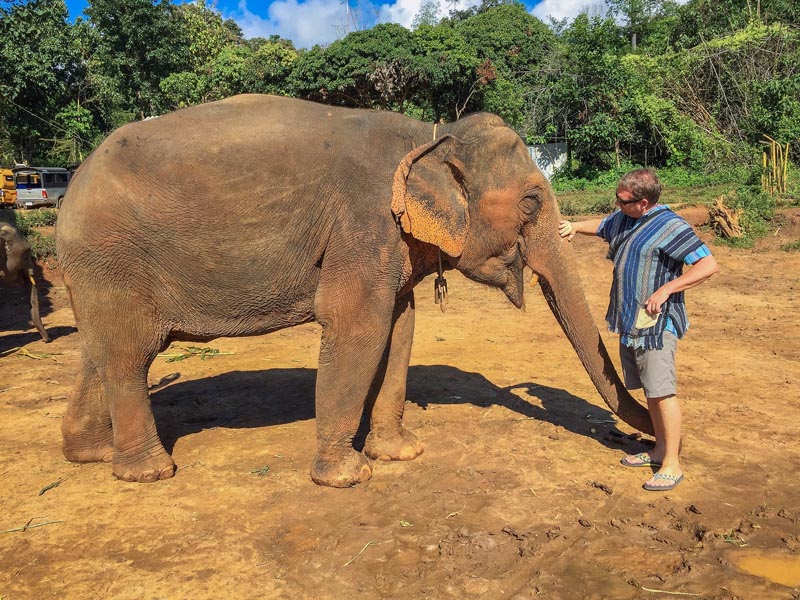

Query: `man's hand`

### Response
(644, 288, 670, 315)
(558, 220, 576, 242)
(644, 255, 720, 315)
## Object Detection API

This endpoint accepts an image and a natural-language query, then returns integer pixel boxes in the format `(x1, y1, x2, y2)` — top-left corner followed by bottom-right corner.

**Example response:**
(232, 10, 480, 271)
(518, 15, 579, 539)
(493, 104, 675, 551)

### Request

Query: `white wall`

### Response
(528, 143, 568, 181)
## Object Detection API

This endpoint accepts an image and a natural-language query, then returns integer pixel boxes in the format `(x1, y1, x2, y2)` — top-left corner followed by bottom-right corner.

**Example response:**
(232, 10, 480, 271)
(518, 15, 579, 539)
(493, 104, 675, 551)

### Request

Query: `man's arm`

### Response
(558, 218, 604, 242)
(644, 255, 720, 315)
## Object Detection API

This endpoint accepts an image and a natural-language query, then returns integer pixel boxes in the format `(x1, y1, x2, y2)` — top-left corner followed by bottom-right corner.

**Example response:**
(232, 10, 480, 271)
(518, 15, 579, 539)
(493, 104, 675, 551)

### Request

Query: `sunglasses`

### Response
(615, 194, 642, 206)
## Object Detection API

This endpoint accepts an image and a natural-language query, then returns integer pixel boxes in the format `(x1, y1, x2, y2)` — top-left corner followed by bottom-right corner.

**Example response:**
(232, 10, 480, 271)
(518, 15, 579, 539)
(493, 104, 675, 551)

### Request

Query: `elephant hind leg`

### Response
(62, 347, 114, 463)
(73, 299, 175, 483)
(364, 293, 424, 462)
(61, 278, 110, 462)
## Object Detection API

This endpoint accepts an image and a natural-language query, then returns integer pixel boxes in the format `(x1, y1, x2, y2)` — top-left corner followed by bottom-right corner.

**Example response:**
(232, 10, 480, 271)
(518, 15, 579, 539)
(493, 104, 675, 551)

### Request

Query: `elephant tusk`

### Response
(529, 272, 540, 287)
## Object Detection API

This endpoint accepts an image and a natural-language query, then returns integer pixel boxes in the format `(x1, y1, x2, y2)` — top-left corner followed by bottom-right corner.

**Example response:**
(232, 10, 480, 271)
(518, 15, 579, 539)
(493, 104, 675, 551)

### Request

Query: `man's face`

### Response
(615, 187, 652, 218)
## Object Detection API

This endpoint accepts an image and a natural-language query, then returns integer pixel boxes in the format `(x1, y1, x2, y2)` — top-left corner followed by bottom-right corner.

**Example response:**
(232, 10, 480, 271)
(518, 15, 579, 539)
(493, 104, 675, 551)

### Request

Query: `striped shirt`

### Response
(597, 205, 711, 350)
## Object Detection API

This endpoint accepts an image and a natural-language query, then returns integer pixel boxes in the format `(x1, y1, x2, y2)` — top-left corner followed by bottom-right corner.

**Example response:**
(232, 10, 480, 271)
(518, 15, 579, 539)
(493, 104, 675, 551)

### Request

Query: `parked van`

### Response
(13, 166, 71, 209)
(1, 168, 17, 207)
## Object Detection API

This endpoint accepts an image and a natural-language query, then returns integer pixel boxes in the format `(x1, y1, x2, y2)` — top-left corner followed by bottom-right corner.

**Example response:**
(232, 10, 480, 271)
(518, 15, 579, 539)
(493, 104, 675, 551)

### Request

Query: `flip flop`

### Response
(620, 452, 662, 468)
(643, 473, 684, 491)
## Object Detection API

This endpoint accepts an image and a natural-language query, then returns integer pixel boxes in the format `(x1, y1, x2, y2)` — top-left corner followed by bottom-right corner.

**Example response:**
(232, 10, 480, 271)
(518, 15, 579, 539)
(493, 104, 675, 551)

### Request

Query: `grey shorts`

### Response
(619, 331, 677, 398)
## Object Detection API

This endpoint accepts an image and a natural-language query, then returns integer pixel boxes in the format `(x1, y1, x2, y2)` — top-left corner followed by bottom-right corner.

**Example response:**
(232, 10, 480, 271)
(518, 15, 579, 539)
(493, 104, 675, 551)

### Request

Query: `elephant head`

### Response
(391, 114, 654, 435)
(1, 222, 50, 343)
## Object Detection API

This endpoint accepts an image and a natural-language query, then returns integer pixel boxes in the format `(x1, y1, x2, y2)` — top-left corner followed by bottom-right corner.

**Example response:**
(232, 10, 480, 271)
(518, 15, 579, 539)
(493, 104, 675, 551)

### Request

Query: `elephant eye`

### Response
(519, 195, 540, 217)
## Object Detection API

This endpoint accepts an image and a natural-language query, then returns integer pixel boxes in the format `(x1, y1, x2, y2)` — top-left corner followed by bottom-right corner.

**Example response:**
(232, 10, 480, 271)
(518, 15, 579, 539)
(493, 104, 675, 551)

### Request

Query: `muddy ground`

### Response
(1, 208, 799, 600)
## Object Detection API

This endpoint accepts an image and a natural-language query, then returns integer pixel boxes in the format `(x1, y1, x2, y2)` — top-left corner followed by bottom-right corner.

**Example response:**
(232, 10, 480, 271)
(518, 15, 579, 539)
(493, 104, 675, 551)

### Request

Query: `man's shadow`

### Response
(151, 365, 646, 455)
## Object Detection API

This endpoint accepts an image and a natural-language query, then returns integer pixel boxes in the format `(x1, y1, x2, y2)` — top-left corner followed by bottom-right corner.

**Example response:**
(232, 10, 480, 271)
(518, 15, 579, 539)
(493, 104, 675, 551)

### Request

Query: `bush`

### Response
(716, 185, 777, 248)
(26, 230, 57, 259)
(13, 208, 58, 233)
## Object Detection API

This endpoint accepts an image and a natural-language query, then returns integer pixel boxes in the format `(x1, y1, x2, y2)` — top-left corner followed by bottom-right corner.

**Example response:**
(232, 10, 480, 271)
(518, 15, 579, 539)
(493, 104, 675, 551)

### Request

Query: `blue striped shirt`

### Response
(597, 205, 711, 349)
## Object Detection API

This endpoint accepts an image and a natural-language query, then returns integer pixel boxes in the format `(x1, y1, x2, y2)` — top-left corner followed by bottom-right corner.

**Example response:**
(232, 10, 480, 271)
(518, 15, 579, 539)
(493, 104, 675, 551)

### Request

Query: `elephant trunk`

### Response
(525, 236, 654, 436)
(24, 269, 50, 343)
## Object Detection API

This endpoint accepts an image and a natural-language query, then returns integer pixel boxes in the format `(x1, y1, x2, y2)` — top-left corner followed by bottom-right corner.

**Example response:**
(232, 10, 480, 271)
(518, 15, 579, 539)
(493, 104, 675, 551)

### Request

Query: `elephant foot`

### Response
(364, 428, 424, 461)
(112, 449, 176, 483)
(311, 450, 372, 488)
(62, 430, 115, 463)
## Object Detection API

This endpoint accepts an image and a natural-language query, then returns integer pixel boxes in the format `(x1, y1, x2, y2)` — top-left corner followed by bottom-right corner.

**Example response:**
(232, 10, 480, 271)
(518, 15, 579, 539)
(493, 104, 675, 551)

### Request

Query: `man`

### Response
(558, 168, 719, 491)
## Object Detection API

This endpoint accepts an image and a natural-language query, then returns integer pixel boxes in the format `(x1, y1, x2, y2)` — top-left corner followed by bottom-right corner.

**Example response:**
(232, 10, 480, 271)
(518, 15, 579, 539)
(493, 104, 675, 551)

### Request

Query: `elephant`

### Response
(1, 222, 50, 343)
(56, 94, 653, 487)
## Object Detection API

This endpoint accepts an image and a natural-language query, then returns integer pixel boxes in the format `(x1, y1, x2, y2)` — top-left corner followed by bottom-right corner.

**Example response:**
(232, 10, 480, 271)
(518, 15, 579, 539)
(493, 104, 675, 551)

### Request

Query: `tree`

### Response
(607, 0, 662, 50)
(85, 0, 191, 118)
(0, 0, 86, 163)
(247, 37, 298, 96)
(551, 14, 635, 169)
(412, 0, 441, 29)
(178, 0, 238, 71)
(289, 24, 424, 111)
(413, 24, 480, 121)
(454, 3, 558, 129)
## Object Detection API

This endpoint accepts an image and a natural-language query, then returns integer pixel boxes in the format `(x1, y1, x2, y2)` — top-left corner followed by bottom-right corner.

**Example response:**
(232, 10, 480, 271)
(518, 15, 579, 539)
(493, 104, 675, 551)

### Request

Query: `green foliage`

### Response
(453, 3, 556, 128)
(26, 230, 57, 259)
(0, 0, 796, 199)
(289, 24, 424, 111)
(0, 0, 81, 164)
(13, 209, 59, 231)
(413, 24, 480, 121)
(412, 0, 441, 29)
(85, 0, 192, 118)
(549, 15, 636, 169)
(247, 38, 298, 96)
(558, 191, 616, 216)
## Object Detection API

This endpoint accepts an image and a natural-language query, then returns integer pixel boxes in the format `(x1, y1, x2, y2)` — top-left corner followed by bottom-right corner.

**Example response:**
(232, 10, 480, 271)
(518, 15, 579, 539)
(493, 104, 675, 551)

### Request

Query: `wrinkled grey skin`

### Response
(57, 94, 653, 487)
(1, 222, 50, 343)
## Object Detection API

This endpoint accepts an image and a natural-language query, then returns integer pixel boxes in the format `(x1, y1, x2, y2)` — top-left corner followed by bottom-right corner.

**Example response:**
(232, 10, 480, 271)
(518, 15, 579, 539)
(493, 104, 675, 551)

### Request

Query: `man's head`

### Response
(615, 168, 661, 218)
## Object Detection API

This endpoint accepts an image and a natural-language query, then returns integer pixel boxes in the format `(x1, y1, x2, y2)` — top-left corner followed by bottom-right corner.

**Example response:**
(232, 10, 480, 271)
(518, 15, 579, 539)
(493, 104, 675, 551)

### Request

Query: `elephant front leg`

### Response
(364, 293, 423, 462)
(311, 286, 401, 487)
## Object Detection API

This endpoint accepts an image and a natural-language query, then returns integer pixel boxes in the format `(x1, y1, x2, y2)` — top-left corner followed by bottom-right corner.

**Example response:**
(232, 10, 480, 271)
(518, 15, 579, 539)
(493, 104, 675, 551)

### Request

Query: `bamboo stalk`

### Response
(784, 142, 790, 193)
(772, 140, 777, 195)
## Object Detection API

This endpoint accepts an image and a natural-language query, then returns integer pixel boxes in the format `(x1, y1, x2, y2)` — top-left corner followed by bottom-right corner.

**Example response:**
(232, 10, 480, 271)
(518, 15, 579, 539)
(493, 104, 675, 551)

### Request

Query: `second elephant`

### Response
(1, 222, 50, 343)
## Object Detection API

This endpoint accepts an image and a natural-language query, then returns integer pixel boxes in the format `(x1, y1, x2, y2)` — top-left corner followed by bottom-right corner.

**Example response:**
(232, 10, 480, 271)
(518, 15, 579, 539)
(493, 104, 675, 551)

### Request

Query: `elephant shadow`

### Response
(152, 365, 643, 455)
(0, 323, 77, 355)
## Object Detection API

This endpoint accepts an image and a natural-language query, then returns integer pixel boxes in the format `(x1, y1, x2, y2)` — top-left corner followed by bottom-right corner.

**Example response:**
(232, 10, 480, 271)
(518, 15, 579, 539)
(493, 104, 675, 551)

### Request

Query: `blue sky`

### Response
(62, 0, 610, 49)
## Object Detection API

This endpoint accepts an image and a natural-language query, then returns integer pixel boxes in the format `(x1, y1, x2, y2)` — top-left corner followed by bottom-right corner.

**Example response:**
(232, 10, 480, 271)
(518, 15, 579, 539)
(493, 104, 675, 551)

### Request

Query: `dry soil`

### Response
(1, 208, 799, 600)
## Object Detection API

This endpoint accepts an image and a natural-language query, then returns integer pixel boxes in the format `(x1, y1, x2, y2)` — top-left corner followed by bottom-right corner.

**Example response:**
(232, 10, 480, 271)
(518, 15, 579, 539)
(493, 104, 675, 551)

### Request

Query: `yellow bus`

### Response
(0, 168, 17, 207)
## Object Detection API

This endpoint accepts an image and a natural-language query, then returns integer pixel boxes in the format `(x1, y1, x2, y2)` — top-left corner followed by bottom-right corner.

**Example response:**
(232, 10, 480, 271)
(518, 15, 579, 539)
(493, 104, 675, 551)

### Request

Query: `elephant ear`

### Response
(391, 135, 469, 257)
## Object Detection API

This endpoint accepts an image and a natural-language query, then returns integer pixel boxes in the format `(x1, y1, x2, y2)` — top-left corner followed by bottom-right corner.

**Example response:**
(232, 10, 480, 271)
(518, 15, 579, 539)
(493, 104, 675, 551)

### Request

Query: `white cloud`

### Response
(377, 0, 425, 28)
(531, 0, 606, 22)
(377, 0, 479, 29)
(226, 0, 366, 48)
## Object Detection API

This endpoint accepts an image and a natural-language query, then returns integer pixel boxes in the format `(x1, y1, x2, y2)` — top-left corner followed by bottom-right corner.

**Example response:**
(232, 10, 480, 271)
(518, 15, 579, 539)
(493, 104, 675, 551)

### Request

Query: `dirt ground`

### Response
(1, 207, 799, 600)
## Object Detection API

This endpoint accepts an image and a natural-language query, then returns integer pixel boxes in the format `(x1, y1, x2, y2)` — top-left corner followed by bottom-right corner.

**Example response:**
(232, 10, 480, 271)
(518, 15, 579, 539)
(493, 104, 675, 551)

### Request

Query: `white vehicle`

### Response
(13, 166, 71, 209)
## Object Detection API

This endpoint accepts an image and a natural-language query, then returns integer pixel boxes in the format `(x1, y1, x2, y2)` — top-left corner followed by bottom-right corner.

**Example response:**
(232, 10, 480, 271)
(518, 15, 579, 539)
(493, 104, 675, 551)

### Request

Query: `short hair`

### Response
(618, 168, 661, 205)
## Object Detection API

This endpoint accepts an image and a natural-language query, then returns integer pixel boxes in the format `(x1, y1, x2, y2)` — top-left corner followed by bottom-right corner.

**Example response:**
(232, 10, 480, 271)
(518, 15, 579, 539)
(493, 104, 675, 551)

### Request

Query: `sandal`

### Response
(620, 452, 662, 468)
(643, 473, 684, 491)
